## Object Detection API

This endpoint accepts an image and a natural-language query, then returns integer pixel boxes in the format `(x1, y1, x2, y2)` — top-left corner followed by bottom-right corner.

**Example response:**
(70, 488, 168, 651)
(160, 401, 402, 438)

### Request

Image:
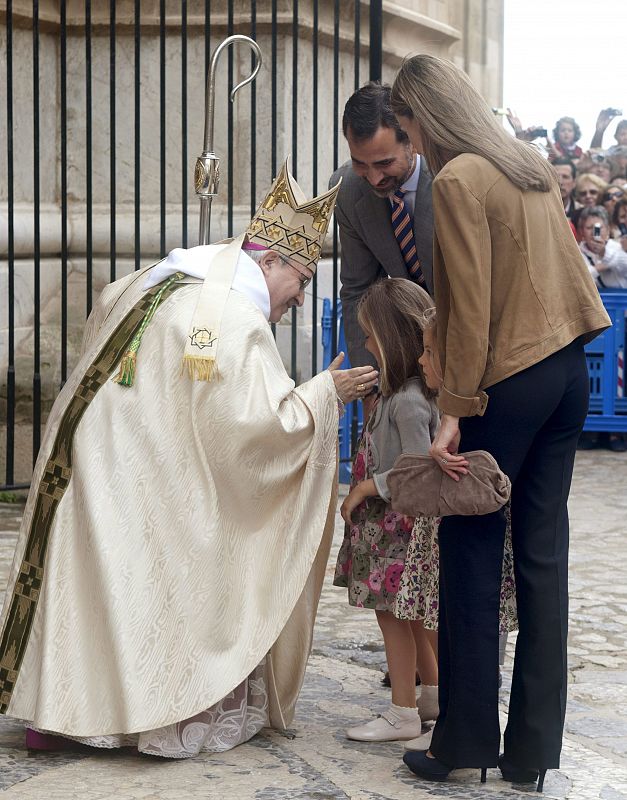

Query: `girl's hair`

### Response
(552, 116, 581, 144)
(419, 305, 437, 334)
(390, 54, 556, 192)
(357, 278, 434, 397)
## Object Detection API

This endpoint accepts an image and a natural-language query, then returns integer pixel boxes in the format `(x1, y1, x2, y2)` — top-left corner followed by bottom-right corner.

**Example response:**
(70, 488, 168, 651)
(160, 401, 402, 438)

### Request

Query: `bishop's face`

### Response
(346, 125, 416, 198)
(258, 250, 312, 322)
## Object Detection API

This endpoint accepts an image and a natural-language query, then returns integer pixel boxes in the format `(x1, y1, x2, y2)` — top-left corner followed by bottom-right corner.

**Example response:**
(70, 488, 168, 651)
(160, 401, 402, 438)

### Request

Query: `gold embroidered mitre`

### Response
(245, 160, 341, 270)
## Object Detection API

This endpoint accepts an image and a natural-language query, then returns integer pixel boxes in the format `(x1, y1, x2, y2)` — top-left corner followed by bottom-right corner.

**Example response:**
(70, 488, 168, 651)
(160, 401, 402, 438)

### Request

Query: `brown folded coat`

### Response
(388, 450, 511, 517)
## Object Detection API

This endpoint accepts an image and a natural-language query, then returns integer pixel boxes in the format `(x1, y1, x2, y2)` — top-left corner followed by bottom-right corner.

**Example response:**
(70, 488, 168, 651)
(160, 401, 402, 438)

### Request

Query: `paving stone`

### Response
(0, 452, 627, 798)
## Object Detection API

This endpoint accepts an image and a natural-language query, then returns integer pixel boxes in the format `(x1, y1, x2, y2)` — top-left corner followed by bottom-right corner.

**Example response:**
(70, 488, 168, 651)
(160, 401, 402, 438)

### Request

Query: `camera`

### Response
(593, 222, 603, 239)
(608, 108, 623, 117)
(591, 151, 608, 163)
(527, 127, 548, 139)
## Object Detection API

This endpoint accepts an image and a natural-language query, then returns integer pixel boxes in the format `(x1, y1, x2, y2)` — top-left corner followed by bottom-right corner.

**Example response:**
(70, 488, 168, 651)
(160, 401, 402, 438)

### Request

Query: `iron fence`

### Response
(1, 0, 384, 490)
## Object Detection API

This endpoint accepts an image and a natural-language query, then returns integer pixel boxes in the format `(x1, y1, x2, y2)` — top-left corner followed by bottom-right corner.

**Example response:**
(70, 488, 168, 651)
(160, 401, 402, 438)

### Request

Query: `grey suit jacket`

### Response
(330, 159, 434, 369)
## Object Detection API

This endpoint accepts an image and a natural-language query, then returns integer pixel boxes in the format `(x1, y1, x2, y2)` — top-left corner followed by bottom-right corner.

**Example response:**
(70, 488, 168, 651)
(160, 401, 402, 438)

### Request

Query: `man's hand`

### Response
(429, 413, 469, 482)
(588, 237, 607, 260)
(328, 352, 379, 405)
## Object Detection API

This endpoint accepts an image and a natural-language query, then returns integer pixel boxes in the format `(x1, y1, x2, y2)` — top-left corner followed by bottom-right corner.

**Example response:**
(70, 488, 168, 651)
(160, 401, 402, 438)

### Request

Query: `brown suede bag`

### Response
(388, 450, 511, 517)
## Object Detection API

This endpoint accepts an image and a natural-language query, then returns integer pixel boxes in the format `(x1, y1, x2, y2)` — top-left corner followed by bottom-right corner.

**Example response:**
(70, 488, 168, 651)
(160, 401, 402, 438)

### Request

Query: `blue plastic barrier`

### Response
(321, 291, 627, 477)
(583, 289, 627, 432)
(321, 299, 363, 483)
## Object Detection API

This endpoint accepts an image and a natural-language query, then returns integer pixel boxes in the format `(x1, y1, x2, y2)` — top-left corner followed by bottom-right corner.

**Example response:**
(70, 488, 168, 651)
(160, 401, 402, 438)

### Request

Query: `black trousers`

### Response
(430, 339, 589, 769)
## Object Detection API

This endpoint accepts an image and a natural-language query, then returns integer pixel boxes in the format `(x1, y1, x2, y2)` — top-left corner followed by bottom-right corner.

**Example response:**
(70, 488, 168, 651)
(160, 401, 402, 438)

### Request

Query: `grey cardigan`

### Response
(369, 378, 439, 502)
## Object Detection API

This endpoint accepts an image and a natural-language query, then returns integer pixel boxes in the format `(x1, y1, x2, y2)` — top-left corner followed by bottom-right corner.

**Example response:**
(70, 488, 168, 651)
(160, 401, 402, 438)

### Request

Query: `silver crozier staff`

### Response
(194, 35, 263, 245)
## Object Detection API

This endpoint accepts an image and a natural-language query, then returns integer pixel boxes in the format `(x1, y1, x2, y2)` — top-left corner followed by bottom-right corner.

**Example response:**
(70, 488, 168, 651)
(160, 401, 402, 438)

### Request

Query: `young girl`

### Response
(333, 278, 439, 743)
(396, 306, 517, 626)
(549, 116, 583, 161)
(395, 306, 517, 751)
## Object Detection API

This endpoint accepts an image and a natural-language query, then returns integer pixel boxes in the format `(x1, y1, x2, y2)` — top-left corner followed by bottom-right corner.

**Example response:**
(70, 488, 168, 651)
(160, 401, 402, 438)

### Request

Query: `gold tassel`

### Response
(112, 272, 184, 389)
(181, 355, 219, 382)
(113, 351, 137, 386)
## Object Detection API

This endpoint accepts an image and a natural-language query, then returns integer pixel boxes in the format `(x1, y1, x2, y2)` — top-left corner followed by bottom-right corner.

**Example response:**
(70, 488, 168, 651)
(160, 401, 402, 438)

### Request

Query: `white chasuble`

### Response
(0, 261, 339, 741)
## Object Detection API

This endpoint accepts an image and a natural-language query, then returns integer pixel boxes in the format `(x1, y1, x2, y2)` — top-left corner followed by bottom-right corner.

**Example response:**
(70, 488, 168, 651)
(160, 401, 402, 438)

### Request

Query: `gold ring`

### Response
(356, 383, 366, 392)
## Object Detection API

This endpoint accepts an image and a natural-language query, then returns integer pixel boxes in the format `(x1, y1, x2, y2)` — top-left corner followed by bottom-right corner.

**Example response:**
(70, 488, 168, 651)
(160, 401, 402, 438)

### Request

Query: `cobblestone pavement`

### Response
(0, 451, 626, 799)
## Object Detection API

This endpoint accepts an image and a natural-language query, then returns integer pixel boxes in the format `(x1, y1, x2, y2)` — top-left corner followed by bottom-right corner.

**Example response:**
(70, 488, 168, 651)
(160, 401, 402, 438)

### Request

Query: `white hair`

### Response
(243, 248, 268, 265)
(244, 248, 291, 267)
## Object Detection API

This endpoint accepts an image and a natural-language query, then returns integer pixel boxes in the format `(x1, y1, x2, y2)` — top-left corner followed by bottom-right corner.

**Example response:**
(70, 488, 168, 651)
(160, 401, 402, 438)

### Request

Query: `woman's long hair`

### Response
(390, 54, 555, 192)
(357, 278, 435, 398)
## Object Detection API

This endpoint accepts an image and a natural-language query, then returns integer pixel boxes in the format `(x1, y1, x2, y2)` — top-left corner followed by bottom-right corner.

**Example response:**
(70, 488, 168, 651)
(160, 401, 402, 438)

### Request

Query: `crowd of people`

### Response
(0, 54, 614, 796)
(506, 108, 627, 451)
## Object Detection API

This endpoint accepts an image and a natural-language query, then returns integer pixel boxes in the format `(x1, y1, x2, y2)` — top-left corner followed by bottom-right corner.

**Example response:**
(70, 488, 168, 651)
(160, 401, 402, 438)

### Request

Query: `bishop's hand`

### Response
(328, 352, 378, 404)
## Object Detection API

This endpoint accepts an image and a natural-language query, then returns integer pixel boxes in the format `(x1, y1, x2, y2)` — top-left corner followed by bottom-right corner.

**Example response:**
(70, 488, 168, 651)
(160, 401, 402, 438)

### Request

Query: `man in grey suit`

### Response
(330, 82, 433, 418)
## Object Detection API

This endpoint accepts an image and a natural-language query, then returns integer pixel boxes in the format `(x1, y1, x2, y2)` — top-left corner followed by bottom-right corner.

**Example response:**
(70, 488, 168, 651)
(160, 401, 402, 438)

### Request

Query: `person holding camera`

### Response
(577, 205, 627, 453)
(590, 109, 625, 151)
(578, 206, 627, 288)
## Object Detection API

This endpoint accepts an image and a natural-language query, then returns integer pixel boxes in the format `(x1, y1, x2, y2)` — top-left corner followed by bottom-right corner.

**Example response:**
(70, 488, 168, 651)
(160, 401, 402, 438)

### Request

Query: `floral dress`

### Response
(395, 506, 518, 633)
(333, 411, 415, 612)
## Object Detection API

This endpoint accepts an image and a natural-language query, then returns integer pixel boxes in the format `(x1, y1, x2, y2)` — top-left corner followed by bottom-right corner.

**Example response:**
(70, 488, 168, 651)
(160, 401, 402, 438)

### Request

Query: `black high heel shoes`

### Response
(403, 751, 487, 784)
(498, 755, 547, 792)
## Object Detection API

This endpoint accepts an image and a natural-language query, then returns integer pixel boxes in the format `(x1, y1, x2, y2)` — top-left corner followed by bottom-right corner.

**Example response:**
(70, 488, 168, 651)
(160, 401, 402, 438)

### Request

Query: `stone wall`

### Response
(0, 0, 504, 481)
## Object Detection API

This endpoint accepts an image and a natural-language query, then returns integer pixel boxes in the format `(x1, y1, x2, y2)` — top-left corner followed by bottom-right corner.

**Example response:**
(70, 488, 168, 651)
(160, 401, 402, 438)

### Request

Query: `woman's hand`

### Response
(340, 478, 378, 523)
(429, 413, 469, 482)
(328, 352, 379, 404)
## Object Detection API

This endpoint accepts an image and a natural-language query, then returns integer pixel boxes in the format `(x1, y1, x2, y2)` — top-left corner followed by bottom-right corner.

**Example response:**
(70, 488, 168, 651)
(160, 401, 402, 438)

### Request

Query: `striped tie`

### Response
(391, 189, 425, 285)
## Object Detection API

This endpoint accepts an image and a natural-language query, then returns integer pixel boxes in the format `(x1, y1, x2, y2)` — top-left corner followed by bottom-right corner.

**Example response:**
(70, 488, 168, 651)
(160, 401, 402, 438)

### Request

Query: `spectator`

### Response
(549, 116, 583, 161)
(553, 157, 580, 224)
(575, 172, 608, 206)
(578, 206, 627, 288)
(600, 186, 624, 224)
(611, 197, 627, 242)
(578, 205, 627, 453)
(587, 152, 613, 183)
(573, 173, 608, 233)
(590, 110, 626, 152)
(609, 119, 627, 153)
(609, 146, 627, 180)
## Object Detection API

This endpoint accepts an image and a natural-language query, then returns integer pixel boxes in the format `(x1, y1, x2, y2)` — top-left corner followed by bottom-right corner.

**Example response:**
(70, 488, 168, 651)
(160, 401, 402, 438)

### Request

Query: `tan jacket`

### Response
(432, 154, 610, 417)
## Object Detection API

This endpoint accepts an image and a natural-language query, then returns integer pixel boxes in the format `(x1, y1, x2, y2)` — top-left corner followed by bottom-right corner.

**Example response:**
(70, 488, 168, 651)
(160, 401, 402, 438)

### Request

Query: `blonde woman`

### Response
(575, 172, 609, 208)
(390, 55, 609, 791)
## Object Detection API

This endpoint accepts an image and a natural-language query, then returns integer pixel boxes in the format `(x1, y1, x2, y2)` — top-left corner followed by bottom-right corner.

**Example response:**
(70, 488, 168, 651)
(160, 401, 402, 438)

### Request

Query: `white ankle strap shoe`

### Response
(346, 708, 422, 742)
